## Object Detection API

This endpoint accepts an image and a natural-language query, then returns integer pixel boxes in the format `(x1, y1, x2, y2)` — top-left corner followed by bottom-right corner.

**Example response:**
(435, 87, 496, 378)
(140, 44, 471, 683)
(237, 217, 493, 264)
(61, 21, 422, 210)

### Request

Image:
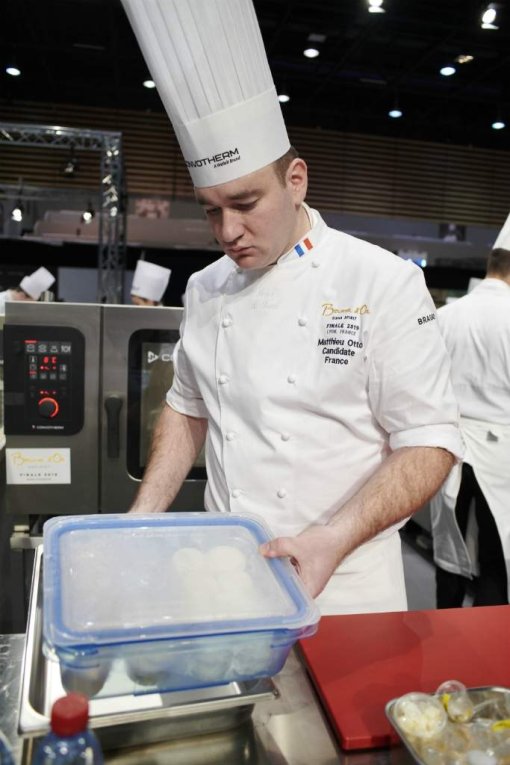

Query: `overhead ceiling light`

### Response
(389, 108, 403, 118)
(368, 0, 386, 13)
(303, 32, 325, 59)
(6, 66, 21, 77)
(492, 120, 506, 130)
(440, 65, 456, 77)
(143, 79, 156, 89)
(81, 203, 96, 224)
(11, 201, 24, 223)
(278, 92, 290, 103)
(455, 54, 474, 64)
(481, 4, 499, 28)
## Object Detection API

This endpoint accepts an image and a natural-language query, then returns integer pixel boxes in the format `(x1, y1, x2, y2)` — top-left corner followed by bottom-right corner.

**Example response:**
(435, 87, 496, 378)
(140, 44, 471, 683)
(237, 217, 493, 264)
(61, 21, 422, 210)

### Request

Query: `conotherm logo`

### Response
(185, 148, 241, 169)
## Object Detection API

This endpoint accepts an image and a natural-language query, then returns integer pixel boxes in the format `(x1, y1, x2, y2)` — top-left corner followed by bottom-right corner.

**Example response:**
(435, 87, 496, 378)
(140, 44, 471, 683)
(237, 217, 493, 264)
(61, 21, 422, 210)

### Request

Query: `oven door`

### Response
(100, 305, 206, 513)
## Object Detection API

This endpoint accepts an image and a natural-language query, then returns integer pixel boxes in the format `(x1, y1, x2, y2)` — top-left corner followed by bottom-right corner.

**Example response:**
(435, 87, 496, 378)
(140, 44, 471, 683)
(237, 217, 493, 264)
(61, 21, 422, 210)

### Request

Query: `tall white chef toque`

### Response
(493, 212, 510, 250)
(20, 267, 55, 300)
(120, 0, 290, 188)
(131, 260, 171, 302)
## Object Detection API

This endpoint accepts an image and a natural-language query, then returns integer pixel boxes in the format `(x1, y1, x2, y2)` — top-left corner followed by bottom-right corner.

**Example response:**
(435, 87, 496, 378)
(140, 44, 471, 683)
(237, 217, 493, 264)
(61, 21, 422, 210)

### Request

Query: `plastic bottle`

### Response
(0, 731, 15, 765)
(32, 693, 104, 764)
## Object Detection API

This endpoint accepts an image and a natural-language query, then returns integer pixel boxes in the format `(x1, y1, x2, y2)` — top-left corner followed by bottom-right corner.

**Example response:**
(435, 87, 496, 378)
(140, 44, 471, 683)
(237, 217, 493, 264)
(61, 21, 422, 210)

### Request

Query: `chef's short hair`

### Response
(273, 146, 299, 186)
(487, 248, 510, 277)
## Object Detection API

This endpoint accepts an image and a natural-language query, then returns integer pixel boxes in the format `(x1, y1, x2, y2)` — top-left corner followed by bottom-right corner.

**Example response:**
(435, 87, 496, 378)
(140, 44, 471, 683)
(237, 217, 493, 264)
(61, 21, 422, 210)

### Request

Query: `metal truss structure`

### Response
(0, 122, 126, 303)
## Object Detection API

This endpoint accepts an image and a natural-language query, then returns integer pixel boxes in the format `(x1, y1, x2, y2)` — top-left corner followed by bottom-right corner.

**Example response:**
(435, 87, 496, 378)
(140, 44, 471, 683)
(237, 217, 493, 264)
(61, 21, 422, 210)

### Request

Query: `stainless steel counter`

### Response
(0, 634, 24, 763)
(0, 633, 413, 764)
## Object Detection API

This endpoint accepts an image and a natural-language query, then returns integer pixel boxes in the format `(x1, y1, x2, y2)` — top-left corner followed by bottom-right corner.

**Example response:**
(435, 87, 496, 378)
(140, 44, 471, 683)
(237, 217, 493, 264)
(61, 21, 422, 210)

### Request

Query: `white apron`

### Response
(431, 416, 510, 599)
(315, 532, 408, 614)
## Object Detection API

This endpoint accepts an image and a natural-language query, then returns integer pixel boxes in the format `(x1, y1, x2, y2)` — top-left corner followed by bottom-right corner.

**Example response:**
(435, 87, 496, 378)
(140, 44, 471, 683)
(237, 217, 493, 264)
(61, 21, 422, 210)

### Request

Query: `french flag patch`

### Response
(294, 237, 314, 257)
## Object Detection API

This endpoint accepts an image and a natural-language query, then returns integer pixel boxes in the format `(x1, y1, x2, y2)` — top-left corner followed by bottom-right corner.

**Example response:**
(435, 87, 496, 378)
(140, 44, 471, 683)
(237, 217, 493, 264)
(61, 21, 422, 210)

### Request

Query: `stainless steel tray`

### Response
(19, 546, 278, 750)
(386, 686, 510, 765)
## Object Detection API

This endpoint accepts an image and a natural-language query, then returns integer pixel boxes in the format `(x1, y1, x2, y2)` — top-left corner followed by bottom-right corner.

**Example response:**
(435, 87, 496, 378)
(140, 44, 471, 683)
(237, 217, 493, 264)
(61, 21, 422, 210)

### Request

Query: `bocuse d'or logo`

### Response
(10, 451, 66, 467)
(321, 303, 370, 317)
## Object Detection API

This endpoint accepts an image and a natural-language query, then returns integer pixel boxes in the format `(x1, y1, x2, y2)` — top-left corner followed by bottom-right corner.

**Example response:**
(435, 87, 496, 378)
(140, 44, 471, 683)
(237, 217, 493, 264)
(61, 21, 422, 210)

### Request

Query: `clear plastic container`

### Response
(32, 693, 103, 764)
(43, 513, 320, 697)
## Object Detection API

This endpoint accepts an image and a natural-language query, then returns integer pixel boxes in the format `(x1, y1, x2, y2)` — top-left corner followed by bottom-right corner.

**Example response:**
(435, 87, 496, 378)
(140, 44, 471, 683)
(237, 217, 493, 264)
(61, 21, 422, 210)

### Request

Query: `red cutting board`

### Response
(298, 606, 510, 751)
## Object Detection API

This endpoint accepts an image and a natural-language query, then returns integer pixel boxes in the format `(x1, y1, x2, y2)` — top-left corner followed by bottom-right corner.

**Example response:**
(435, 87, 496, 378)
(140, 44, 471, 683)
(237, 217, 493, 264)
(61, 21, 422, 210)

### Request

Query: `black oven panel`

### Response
(4, 325, 85, 435)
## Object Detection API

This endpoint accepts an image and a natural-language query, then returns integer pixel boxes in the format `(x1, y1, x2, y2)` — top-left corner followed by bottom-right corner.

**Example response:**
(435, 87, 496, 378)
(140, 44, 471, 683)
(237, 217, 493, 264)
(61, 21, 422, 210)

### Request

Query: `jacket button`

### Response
(287, 374, 296, 384)
(225, 431, 235, 441)
(298, 317, 308, 327)
(231, 489, 241, 499)
(311, 260, 320, 268)
(218, 374, 229, 384)
(277, 488, 287, 498)
(280, 433, 291, 441)
(222, 317, 232, 328)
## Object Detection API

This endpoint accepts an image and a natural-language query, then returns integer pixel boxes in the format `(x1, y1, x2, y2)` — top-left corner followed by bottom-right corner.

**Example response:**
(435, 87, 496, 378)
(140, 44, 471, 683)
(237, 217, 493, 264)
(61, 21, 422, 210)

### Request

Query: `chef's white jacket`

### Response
(435, 279, 510, 424)
(167, 207, 463, 614)
(431, 278, 510, 598)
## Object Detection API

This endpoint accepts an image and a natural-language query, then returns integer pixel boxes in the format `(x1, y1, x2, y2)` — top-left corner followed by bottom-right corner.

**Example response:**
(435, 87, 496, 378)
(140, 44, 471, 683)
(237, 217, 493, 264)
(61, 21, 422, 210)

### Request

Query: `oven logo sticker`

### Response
(147, 351, 173, 364)
(6, 448, 71, 485)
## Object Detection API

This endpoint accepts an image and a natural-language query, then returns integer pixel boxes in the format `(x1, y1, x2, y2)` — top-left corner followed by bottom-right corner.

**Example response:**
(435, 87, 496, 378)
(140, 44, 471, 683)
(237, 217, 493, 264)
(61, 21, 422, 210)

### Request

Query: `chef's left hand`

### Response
(259, 524, 345, 599)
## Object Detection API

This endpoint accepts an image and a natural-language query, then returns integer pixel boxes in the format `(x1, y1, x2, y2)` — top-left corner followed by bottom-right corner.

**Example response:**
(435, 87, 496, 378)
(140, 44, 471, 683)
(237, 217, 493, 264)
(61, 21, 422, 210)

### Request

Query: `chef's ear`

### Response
(286, 158, 308, 205)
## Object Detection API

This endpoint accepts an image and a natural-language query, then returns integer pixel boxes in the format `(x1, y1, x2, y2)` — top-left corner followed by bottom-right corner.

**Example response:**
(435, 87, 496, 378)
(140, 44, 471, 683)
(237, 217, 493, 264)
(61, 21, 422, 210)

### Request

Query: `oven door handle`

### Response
(104, 395, 123, 459)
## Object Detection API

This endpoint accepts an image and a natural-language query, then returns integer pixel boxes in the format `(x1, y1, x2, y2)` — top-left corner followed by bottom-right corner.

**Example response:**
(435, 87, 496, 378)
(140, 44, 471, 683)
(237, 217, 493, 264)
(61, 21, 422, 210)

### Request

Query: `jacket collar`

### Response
(473, 277, 510, 295)
(276, 204, 328, 265)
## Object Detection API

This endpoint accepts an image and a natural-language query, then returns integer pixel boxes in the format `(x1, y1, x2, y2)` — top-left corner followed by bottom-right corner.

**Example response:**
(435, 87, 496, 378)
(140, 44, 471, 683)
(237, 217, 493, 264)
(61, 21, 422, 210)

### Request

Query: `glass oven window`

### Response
(127, 329, 206, 479)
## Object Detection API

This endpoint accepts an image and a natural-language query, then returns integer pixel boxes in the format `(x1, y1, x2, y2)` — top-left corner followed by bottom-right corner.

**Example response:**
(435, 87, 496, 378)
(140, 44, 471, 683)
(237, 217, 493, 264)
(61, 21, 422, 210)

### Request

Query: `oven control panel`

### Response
(4, 325, 85, 435)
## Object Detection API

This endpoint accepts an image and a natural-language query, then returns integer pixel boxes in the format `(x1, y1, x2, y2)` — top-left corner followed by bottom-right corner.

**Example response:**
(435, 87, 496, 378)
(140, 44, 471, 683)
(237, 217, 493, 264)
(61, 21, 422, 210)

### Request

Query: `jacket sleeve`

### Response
(367, 262, 464, 459)
(166, 278, 208, 419)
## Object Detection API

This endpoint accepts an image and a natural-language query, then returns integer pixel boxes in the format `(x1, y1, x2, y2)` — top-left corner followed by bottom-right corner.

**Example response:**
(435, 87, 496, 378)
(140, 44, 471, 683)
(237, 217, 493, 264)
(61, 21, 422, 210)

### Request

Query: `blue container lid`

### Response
(43, 513, 320, 652)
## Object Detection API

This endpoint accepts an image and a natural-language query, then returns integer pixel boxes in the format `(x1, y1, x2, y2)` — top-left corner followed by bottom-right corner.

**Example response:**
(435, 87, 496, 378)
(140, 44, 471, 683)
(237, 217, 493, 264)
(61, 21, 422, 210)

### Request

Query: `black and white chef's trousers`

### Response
(436, 463, 508, 608)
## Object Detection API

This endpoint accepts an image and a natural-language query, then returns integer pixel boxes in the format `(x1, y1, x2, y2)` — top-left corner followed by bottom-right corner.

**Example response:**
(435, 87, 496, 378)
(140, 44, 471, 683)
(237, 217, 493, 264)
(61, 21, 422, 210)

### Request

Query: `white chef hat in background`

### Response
(493, 212, 510, 251)
(120, 0, 290, 188)
(20, 267, 55, 300)
(131, 260, 171, 302)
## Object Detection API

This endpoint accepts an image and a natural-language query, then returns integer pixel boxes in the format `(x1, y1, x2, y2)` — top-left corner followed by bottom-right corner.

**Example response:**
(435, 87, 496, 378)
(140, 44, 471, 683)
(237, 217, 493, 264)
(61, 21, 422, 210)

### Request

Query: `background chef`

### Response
(0, 266, 55, 315)
(431, 215, 510, 608)
(130, 259, 171, 306)
(125, 0, 463, 614)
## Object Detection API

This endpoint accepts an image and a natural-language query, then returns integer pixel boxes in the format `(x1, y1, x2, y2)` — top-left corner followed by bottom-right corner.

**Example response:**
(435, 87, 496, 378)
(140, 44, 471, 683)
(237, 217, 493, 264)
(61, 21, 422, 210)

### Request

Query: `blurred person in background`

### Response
(0, 267, 55, 315)
(130, 260, 171, 306)
(432, 224, 510, 608)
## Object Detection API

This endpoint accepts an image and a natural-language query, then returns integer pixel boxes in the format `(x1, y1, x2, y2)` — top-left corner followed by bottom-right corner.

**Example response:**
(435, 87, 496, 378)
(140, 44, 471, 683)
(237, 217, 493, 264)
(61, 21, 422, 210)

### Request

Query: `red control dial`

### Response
(38, 397, 60, 419)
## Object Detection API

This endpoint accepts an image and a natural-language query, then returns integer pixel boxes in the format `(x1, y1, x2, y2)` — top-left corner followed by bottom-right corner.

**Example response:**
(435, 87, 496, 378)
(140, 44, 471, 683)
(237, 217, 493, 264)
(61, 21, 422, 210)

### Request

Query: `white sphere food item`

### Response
(436, 679, 474, 722)
(467, 751, 497, 765)
(125, 654, 176, 688)
(394, 693, 447, 739)
(172, 547, 206, 574)
(206, 545, 247, 572)
(60, 661, 111, 698)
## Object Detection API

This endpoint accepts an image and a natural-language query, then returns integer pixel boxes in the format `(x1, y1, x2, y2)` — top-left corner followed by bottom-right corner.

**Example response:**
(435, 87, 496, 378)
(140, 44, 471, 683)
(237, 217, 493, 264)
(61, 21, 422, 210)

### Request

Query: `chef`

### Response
(125, 0, 463, 614)
(0, 266, 55, 315)
(130, 259, 171, 306)
(431, 216, 510, 607)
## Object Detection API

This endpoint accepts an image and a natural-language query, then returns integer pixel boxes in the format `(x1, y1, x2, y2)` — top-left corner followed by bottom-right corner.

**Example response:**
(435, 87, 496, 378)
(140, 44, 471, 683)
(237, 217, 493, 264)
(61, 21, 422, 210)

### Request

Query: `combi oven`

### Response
(3, 301, 206, 528)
